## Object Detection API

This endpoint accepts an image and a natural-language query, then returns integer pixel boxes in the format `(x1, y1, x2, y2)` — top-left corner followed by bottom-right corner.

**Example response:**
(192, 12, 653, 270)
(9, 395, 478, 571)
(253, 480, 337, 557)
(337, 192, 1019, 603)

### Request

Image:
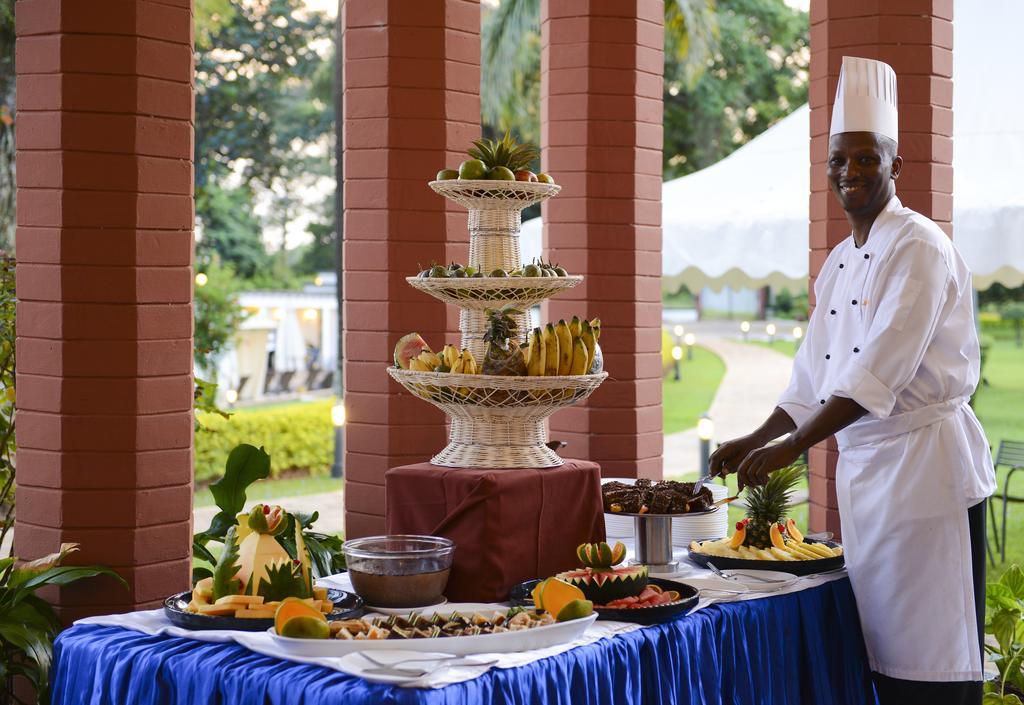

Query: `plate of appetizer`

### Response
(267, 599, 598, 657)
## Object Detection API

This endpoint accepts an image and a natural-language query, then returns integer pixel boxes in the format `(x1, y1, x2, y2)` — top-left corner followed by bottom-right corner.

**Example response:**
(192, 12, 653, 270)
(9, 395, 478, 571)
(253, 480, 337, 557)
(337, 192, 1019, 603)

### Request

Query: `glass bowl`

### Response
(342, 535, 455, 608)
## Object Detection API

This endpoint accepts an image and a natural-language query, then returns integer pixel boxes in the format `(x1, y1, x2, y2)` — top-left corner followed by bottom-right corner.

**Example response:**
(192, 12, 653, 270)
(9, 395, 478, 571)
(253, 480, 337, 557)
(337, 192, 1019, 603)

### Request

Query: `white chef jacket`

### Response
(777, 194, 995, 681)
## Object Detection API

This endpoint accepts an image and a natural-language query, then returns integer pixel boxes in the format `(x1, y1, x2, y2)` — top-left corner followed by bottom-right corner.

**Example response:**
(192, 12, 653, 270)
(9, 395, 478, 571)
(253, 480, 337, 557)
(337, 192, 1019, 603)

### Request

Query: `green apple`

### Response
(458, 159, 487, 180)
(436, 169, 459, 180)
(488, 166, 516, 181)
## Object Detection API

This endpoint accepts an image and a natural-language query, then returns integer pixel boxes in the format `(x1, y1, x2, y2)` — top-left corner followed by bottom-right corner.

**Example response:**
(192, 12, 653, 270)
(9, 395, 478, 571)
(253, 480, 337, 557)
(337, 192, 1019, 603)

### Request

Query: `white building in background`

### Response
(212, 274, 338, 405)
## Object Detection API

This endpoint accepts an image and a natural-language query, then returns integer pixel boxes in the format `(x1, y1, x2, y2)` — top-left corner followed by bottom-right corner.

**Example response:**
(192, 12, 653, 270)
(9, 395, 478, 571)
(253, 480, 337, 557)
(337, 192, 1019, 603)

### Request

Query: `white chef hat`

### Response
(830, 56, 899, 142)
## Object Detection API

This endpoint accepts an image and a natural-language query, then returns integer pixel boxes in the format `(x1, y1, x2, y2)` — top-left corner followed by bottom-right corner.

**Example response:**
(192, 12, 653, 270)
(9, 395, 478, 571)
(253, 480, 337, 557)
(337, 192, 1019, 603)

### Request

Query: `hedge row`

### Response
(195, 399, 335, 483)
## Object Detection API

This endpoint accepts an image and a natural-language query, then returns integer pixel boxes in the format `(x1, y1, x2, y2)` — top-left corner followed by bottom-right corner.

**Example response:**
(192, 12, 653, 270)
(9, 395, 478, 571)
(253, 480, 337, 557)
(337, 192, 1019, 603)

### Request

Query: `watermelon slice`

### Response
(394, 333, 432, 369)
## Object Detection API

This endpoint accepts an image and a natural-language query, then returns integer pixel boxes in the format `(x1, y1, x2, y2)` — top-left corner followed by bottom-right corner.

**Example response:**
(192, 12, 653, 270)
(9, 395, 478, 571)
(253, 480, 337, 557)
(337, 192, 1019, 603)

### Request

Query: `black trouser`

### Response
(871, 499, 986, 705)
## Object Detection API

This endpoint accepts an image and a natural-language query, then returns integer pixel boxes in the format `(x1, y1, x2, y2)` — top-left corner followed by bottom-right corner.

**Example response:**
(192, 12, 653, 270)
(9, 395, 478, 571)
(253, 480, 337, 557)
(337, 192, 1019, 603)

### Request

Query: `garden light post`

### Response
(740, 320, 750, 341)
(697, 414, 714, 478)
(766, 323, 776, 345)
(793, 325, 803, 351)
(195, 272, 208, 287)
(684, 332, 696, 361)
(673, 324, 684, 339)
(331, 401, 345, 478)
(671, 345, 683, 381)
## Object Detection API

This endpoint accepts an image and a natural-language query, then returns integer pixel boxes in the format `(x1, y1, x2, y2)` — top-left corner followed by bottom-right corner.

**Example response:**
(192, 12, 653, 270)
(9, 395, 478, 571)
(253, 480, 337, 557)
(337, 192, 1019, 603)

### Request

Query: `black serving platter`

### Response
(163, 588, 363, 632)
(510, 577, 699, 626)
(686, 539, 845, 577)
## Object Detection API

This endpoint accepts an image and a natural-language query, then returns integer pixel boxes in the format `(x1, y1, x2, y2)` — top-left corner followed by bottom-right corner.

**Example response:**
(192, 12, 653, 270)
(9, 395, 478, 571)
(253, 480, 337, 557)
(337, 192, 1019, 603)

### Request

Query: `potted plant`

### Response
(985, 565, 1024, 702)
(0, 544, 126, 704)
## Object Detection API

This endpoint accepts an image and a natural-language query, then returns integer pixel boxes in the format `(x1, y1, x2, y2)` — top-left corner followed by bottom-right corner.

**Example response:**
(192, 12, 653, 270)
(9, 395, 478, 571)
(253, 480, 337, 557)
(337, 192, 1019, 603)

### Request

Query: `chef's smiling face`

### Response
(827, 132, 902, 217)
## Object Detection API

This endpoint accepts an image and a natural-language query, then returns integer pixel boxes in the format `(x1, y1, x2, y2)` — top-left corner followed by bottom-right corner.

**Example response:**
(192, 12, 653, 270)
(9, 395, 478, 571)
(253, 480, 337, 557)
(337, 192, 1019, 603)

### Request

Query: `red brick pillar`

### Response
(13, 0, 195, 618)
(342, 2, 479, 537)
(541, 0, 664, 479)
(808, 1, 953, 534)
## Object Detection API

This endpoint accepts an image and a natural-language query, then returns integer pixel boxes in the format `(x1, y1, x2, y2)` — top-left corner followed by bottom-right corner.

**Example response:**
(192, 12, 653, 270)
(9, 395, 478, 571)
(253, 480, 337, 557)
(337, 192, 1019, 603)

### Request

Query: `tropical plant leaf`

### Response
(192, 566, 214, 584)
(203, 444, 271, 540)
(0, 622, 52, 692)
(988, 583, 1020, 612)
(193, 538, 218, 567)
(1003, 566, 1024, 600)
(992, 610, 1020, 656)
(16, 565, 126, 595)
(7, 542, 80, 588)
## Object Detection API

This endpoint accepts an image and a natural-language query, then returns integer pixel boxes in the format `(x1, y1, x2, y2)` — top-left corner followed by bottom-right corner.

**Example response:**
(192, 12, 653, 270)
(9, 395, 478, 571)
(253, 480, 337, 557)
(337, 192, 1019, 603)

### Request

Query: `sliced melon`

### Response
(556, 565, 648, 605)
(394, 333, 432, 369)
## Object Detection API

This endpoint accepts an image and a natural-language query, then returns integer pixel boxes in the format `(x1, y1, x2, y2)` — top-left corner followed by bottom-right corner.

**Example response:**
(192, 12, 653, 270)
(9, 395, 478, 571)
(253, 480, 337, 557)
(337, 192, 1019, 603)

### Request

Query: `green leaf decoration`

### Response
(255, 559, 305, 603)
(1003, 566, 1024, 600)
(987, 582, 1020, 612)
(205, 444, 271, 540)
(212, 526, 243, 600)
(192, 566, 214, 584)
(193, 538, 218, 568)
(992, 610, 1020, 656)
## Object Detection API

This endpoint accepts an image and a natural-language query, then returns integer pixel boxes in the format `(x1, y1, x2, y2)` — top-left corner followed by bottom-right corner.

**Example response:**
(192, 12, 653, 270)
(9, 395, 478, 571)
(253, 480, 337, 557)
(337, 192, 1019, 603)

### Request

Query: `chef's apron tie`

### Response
(837, 395, 970, 450)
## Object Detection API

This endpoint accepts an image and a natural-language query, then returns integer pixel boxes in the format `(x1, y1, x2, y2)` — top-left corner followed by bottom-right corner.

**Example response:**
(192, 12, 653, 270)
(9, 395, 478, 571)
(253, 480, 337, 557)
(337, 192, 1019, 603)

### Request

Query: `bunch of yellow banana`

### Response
(439, 344, 479, 375)
(524, 316, 602, 376)
(408, 345, 479, 374)
(408, 349, 441, 372)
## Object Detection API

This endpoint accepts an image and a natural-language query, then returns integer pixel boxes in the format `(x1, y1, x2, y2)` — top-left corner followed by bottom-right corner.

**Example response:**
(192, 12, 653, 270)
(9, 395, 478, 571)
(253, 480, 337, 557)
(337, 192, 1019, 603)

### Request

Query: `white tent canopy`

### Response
(521, 0, 1024, 292)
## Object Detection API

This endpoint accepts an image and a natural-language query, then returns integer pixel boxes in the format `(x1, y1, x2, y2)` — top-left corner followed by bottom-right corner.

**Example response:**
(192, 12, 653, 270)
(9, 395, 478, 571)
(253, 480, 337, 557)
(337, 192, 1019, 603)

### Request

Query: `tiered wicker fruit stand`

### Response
(387, 179, 607, 468)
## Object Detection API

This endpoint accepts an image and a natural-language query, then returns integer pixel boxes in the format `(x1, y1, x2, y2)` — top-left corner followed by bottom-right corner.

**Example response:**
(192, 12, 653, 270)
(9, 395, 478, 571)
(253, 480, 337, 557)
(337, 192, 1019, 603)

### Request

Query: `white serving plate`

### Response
(267, 603, 598, 657)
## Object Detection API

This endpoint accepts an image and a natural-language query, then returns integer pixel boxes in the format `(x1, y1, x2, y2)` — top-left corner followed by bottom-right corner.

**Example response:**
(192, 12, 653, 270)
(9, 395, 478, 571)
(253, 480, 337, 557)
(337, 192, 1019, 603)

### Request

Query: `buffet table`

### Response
(51, 576, 875, 705)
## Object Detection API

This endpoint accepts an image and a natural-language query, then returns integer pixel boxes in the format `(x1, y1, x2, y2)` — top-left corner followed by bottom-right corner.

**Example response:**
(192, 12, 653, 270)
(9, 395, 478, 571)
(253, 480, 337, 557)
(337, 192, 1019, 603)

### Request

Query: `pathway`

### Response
(664, 322, 796, 477)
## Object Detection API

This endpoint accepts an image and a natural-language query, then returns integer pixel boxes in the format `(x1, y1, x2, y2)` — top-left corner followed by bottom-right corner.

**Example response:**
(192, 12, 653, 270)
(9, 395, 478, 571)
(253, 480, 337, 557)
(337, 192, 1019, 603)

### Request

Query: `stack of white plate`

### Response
(602, 479, 731, 544)
(672, 483, 730, 546)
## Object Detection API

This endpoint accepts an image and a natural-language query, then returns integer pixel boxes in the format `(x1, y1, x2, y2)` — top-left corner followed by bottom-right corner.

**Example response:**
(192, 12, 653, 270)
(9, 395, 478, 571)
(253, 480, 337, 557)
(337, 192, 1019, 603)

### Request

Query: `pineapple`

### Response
(468, 129, 539, 172)
(743, 464, 804, 549)
(482, 305, 528, 376)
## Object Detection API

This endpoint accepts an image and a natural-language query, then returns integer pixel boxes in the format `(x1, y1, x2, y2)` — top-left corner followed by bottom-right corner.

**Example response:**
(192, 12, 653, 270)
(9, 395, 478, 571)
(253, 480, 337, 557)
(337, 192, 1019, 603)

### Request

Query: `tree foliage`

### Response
(0, 0, 15, 252)
(481, 0, 807, 180)
(664, 0, 808, 178)
(196, 183, 269, 279)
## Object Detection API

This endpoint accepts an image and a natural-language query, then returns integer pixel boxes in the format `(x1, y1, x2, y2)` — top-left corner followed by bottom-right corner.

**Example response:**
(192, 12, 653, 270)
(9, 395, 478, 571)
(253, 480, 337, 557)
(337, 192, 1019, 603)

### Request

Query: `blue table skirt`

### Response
(52, 579, 876, 705)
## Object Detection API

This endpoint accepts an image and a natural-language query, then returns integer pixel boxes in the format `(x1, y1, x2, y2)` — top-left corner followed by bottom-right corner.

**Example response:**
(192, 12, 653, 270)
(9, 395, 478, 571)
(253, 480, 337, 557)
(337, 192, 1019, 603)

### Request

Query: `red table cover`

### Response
(384, 460, 606, 602)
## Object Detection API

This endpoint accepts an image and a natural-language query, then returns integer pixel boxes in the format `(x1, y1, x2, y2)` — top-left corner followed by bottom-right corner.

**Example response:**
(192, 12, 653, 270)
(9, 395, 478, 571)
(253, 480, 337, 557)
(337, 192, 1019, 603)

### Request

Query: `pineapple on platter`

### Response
(742, 464, 804, 549)
(482, 305, 528, 376)
(468, 129, 539, 174)
(689, 464, 844, 561)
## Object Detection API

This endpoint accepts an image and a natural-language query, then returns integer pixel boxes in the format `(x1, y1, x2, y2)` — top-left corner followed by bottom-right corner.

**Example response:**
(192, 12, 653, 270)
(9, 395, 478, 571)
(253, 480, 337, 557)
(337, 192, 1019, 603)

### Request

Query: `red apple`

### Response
(515, 170, 538, 182)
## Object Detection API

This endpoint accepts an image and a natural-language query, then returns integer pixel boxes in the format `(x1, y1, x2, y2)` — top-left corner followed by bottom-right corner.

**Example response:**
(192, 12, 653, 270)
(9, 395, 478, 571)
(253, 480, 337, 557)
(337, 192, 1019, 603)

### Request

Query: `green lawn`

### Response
(193, 476, 343, 508)
(975, 341, 1024, 580)
(747, 339, 799, 358)
(663, 345, 726, 434)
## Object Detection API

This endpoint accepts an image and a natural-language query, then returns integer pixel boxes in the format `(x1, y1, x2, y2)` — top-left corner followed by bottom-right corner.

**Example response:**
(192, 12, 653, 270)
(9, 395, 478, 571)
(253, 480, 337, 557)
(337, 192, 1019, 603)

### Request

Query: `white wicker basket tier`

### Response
(391, 177, 604, 469)
(406, 275, 583, 361)
(388, 368, 608, 468)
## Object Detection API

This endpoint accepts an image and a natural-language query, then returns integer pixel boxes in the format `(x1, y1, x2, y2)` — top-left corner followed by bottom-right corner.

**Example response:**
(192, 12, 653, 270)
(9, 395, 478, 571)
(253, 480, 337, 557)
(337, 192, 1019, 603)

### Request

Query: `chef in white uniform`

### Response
(710, 56, 995, 705)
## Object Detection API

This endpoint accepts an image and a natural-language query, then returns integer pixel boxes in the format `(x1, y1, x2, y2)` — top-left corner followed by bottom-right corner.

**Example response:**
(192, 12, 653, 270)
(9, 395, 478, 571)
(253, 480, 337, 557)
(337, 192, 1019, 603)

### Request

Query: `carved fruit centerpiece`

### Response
(556, 541, 650, 605)
(186, 503, 335, 620)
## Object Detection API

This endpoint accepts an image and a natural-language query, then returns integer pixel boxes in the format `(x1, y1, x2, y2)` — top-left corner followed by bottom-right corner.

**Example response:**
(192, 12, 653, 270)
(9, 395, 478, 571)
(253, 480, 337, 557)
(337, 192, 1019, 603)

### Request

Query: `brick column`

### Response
(808, 1, 953, 534)
(541, 0, 664, 479)
(342, 1, 479, 537)
(13, 0, 195, 619)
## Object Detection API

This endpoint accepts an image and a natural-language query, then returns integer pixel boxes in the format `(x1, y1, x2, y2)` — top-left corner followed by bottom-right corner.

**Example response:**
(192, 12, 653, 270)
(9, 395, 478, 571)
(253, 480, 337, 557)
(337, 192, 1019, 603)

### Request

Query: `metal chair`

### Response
(991, 440, 1024, 563)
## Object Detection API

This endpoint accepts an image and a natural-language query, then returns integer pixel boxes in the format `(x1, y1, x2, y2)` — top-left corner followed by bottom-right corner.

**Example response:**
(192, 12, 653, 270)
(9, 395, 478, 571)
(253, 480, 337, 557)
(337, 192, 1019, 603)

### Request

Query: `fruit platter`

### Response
(687, 466, 845, 576)
(511, 541, 699, 625)
(389, 307, 607, 468)
(268, 602, 598, 657)
(387, 131, 607, 468)
(165, 504, 364, 631)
